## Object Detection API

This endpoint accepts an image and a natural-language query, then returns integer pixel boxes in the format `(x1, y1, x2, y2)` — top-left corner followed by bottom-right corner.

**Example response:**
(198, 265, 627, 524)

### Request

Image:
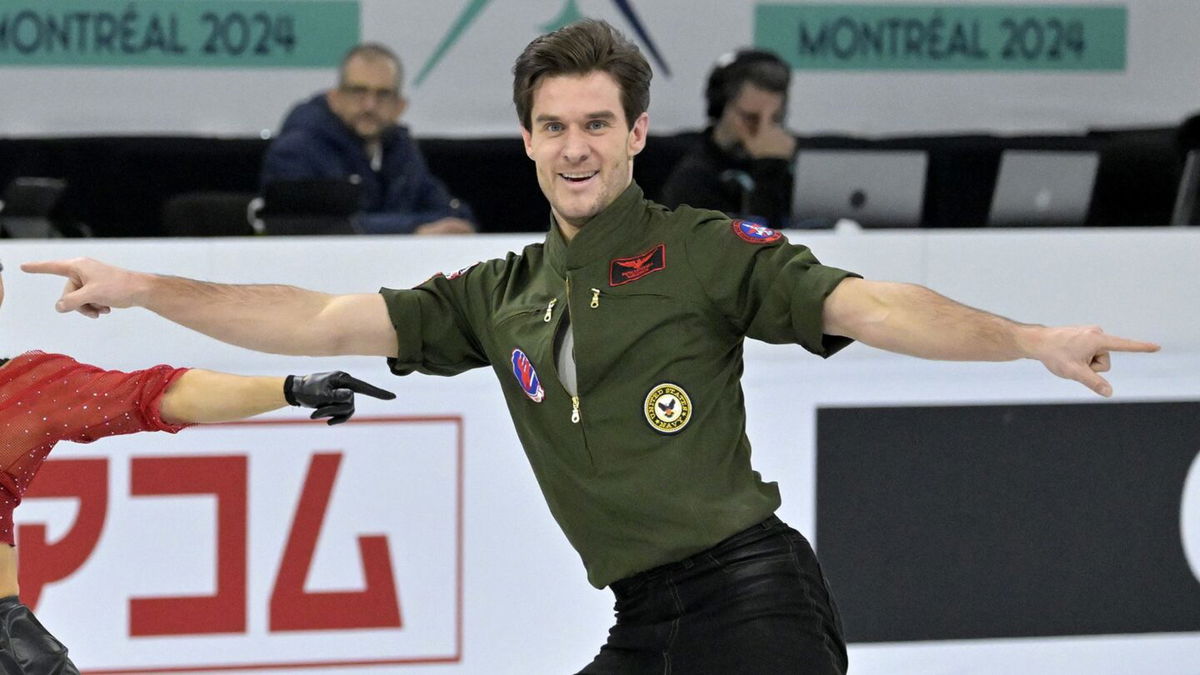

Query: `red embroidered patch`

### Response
(445, 262, 479, 280)
(731, 219, 782, 244)
(609, 243, 666, 286)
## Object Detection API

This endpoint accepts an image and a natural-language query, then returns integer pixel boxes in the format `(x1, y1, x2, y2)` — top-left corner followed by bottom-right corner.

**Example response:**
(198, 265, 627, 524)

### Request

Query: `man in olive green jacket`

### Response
(26, 20, 1157, 675)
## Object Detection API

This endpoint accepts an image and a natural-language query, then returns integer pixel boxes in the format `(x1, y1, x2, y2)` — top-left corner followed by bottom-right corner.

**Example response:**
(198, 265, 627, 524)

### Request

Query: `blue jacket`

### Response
(261, 94, 473, 234)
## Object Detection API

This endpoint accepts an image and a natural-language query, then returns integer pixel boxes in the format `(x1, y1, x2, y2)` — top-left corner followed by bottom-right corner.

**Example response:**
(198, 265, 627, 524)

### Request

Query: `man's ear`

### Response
(393, 97, 409, 120)
(628, 112, 649, 157)
(520, 125, 534, 159)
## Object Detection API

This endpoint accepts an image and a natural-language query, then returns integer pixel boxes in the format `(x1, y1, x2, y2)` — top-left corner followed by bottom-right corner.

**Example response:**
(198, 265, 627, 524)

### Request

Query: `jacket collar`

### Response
(544, 182, 649, 277)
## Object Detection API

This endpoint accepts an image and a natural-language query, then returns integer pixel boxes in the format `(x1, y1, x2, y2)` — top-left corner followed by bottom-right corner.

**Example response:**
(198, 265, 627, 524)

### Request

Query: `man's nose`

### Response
(561, 128, 590, 162)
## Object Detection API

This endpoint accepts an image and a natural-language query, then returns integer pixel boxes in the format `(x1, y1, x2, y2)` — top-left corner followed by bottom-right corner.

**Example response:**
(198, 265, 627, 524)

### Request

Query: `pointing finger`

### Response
(334, 373, 396, 400)
(1101, 336, 1160, 353)
(20, 260, 75, 277)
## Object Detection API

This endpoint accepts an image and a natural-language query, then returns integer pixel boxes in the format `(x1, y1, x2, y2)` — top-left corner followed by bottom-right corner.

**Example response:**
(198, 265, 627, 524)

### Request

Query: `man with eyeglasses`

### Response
(261, 43, 476, 235)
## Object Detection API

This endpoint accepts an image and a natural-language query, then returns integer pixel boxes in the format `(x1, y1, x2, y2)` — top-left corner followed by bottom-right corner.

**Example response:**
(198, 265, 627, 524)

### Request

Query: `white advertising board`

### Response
(0, 228, 1197, 673)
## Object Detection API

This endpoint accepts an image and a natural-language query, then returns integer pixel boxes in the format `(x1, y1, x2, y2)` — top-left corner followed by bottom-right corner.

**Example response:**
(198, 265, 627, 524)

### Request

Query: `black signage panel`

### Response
(816, 402, 1200, 642)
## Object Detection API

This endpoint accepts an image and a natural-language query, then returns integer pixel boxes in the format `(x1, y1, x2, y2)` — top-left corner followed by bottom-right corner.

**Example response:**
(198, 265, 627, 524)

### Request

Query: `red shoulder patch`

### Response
(609, 243, 666, 286)
(731, 219, 782, 244)
(445, 262, 480, 280)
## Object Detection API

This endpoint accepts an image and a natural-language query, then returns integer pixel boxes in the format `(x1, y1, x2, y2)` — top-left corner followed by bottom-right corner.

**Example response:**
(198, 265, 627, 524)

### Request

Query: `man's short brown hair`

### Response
(339, 42, 403, 93)
(512, 19, 651, 131)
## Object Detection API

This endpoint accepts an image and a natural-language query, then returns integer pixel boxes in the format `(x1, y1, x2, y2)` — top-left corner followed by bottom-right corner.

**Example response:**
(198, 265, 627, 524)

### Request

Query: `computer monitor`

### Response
(987, 150, 1099, 227)
(791, 150, 928, 228)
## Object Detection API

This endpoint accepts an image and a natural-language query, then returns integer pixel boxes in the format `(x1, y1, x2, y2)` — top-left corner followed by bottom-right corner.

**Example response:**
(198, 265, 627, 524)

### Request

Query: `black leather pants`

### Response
(578, 516, 848, 674)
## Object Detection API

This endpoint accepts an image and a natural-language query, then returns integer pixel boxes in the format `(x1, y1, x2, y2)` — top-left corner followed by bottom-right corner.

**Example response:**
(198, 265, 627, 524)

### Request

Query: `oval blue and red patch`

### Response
(510, 348, 545, 403)
(731, 219, 782, 244)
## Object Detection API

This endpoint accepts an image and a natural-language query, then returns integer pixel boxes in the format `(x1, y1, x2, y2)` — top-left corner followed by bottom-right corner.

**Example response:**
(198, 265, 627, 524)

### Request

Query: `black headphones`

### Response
(704, 49, 791, 121)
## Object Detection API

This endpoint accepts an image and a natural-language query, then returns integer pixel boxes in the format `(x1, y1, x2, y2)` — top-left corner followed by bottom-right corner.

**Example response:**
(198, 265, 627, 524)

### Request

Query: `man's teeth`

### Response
(561, 172, 597, 180)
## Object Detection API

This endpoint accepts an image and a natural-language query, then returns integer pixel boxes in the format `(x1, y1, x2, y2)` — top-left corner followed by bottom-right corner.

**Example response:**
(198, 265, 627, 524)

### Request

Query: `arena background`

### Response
(2, 0, 1199, 673)
(1, 0, 1198, 137)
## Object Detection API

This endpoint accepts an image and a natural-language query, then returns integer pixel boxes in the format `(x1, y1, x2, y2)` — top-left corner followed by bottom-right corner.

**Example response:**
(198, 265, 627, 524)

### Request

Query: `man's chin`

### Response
(354, 120, 390, 139)
(553, 206, 599, 230)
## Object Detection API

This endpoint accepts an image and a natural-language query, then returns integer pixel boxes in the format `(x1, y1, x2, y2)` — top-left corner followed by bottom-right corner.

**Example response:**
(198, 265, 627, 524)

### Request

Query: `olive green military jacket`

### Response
(381, 183, 856, 588)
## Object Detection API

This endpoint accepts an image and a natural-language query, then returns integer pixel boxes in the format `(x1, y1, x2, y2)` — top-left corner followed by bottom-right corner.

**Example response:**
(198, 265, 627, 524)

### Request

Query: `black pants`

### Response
(0, 596, 79, 675)
(578, 516, 848, 675)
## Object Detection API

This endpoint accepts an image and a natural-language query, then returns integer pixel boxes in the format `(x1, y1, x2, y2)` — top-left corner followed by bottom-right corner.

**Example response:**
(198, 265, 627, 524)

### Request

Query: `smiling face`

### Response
(520, 71, 648, 240)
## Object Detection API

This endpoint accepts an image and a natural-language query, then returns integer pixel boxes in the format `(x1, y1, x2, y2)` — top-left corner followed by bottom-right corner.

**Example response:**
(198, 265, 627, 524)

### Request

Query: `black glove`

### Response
(284, 371, 396, 425)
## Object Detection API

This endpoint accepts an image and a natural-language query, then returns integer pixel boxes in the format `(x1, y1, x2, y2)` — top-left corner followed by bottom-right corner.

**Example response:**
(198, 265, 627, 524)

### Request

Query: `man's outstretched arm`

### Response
(822, 277, 1160, 397)
(22, 258, 398, 357)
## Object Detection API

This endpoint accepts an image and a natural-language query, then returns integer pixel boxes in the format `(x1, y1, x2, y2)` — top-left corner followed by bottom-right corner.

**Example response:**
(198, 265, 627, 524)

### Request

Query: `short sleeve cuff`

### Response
(144, 366, 195, 433)
(791, 268, 861, 358)
(379, 287, 427, 376)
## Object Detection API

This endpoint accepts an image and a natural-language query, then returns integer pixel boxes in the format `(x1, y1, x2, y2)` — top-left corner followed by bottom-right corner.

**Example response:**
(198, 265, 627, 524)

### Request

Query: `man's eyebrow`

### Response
(533, 110, 618, 123)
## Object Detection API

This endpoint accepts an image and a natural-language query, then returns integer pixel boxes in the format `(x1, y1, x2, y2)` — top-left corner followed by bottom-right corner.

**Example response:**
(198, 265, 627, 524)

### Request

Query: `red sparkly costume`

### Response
(0, 351, 190, 547)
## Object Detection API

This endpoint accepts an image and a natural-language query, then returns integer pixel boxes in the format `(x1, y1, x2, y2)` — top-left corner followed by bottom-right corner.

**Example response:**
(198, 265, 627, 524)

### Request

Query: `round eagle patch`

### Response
(644, 383, 693, 434)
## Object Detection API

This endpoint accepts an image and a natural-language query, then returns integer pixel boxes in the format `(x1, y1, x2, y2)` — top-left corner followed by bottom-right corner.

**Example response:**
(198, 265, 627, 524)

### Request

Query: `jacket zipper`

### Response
(565, 276, 583, 425)
(564, 273, 578, 420)
(543, 298, 557, 322)
(561, 275, 594, 469)
(562, 285, 602, 423)
(576, 290, 599, 423)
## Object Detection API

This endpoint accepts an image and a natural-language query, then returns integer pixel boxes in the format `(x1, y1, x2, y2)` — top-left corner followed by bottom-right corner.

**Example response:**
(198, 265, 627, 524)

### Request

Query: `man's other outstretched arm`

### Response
(22, 258, 398, 358)
(822, 277, 1160, 397)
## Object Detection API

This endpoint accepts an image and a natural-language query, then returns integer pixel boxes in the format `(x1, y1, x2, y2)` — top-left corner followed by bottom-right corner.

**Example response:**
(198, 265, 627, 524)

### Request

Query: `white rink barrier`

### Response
(1, 227, 1198, 674)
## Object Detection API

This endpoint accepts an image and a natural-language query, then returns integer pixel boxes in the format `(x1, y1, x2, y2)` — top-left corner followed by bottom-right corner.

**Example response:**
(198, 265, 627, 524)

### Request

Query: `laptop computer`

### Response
(257, 178, 362, 235)
(1, 177, 66, 216)
(0, 177, 68, 238)
(1170, 150, 1199, 226)
(987, 150, 1099, 227)
(791, 150, 927, 228)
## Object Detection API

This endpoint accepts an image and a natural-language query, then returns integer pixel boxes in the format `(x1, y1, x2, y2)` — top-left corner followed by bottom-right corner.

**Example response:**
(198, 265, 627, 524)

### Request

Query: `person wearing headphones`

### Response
(661, 49, 796, 229)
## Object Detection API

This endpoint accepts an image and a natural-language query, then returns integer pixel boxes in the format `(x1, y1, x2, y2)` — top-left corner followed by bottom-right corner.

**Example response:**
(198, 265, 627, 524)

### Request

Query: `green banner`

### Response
(755, 3, 1126, 71)
(0, 1, 359, 67)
